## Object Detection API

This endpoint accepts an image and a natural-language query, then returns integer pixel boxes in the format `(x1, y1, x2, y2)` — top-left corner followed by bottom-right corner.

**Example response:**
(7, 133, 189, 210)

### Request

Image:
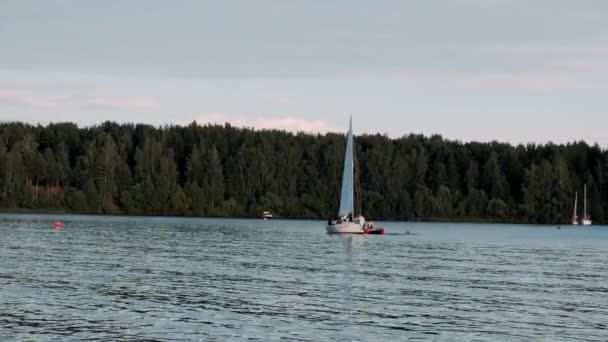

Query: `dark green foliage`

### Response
(487, 199, 509, 220)
(0, 121, 606, 223)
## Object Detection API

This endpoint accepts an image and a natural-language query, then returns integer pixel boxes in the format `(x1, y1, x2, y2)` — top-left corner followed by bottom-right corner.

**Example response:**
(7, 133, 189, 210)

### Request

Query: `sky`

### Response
(1, 0, 607, 146)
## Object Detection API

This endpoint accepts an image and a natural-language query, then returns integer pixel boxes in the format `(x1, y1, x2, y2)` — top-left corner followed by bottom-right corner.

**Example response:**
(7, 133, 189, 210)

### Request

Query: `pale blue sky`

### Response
(1, 0, 607, 145)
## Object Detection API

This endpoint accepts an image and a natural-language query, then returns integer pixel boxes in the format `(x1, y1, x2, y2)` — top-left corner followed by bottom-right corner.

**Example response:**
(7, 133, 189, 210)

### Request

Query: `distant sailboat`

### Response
(572, 191, 579, 225)
(582, 184, 592, 225)
(325, 117, 383, 234)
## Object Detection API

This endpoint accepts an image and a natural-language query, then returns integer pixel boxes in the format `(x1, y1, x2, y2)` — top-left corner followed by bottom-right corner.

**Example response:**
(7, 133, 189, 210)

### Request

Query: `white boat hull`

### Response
(326, 222, 365, 234)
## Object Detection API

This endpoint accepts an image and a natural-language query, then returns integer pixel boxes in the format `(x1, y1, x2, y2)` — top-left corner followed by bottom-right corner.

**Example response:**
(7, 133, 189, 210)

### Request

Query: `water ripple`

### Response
(1, 215, 608, 341)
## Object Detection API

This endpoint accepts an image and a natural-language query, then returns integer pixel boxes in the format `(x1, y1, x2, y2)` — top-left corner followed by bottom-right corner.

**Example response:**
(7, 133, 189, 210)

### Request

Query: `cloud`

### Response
(194, 112, 339, 134)
(485, 43, 608, 58)
(85, 97, 159, 110)
(482, 43, 608, 73)
(0, 89, 58, 108)
(0, 70, 159, 110)
(0, 89, 159, 111)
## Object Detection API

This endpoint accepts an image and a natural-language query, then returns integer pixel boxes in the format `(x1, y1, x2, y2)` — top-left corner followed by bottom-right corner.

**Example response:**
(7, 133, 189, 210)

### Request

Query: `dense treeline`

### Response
(0, 121, 606, 224)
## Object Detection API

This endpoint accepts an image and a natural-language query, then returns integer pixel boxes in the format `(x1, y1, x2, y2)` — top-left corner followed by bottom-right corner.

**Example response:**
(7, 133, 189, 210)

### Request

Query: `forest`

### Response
(0, 121, 606, 224)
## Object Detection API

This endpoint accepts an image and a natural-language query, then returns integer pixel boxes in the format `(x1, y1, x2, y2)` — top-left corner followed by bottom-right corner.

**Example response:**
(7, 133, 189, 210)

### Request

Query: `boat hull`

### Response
(365, 227, 385, 235)
(326, 222, 365, 234)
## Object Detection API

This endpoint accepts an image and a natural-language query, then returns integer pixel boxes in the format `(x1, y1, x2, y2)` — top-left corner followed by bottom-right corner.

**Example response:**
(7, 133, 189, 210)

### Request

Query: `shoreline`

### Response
(0, 209, 576, 225)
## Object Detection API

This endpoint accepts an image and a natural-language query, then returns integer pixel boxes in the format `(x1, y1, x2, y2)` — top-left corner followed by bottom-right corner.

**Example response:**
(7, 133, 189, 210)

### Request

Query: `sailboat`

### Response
(582, 184, 592, 225)
(572, 191, 579, 225)
(325, 117, 383, 234)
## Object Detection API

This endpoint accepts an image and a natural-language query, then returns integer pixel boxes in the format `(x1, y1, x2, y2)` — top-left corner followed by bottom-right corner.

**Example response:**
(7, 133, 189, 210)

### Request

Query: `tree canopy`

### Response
(0, 121, 605, 224)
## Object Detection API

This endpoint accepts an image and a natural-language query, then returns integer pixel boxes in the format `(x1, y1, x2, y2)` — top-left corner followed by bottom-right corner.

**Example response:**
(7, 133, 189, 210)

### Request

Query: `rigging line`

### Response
(354, 135, 363, 217)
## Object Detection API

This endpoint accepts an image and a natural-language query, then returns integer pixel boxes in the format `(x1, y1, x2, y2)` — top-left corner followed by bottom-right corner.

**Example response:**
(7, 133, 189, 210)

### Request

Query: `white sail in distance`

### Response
(338, 116, 354, 217)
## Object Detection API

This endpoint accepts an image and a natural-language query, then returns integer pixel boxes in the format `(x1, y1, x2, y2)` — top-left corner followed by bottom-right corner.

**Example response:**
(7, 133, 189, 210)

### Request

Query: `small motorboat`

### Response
(364, 227, 384, 235)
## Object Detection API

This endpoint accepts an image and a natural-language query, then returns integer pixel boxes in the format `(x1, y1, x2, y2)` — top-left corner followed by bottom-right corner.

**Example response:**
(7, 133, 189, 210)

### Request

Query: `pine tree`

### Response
(93, 133, 119, 212)
(204, 145, 225, 210)
(482, 152, 509, 201)
(465, 160, 479, 194)
(185, 144, 204, 213)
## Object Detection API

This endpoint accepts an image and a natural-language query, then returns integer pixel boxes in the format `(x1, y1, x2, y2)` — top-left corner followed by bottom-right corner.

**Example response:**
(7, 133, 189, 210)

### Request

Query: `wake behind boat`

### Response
(326, 117, 384, 235)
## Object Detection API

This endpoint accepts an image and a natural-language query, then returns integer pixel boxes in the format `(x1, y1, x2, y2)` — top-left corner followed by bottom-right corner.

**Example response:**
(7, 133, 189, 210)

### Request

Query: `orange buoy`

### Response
(53, 220, 62, 230)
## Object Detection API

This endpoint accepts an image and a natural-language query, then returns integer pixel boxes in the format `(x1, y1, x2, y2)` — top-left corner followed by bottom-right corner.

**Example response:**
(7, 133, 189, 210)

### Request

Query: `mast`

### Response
(338, 116, 354, 217)
(573, 191, 578, 223)
(354, 134, 362, 218)
(584, 184, 587, 218)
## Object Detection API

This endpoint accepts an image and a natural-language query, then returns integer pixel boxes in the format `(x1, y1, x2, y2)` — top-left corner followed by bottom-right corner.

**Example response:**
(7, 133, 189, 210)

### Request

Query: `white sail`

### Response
(338, 116, 354, 217)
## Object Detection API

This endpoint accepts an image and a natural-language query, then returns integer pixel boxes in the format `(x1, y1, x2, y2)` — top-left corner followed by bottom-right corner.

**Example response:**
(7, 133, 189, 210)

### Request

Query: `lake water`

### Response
(1, 214, 608, 341)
